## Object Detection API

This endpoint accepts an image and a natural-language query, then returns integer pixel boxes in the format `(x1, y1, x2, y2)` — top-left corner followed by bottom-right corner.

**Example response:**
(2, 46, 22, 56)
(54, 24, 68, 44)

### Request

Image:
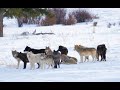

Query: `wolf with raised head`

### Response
(45, 47, 61, 68)
(74, 45, 97, 63)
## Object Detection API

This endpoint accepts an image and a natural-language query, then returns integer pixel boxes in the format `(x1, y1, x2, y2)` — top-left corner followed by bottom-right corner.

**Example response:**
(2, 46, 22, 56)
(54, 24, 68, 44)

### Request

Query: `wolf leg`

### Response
(84, 56, 87, 62)
(16, 60, 20, 69)
(23, 62, 27, 69)
(58, 63, 60, 68)
(37, 63, 40, 69)
(80, 56, 83, 63)
(30, 63, 33, 70)
(33, 63, 35, 70)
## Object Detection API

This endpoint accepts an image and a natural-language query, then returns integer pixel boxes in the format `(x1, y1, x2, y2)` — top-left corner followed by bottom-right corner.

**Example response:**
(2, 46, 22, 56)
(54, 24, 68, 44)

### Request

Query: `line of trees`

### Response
(0, 8, 98, 37)
(0, 8, 49, 37)
(40, 8, 97, 26)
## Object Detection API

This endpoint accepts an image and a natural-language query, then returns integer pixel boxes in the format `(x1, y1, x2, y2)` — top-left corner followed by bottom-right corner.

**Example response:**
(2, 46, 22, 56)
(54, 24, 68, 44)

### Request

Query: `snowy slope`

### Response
(0, 8, 120, 82)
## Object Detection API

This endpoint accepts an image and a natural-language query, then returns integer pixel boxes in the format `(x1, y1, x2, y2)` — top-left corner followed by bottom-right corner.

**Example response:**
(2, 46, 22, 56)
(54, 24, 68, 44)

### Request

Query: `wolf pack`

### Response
(11, 44, 107, 70)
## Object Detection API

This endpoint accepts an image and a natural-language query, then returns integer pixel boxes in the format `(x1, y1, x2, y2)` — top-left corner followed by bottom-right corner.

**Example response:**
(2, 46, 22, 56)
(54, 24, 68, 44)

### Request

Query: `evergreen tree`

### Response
(0, 8, 49, 37)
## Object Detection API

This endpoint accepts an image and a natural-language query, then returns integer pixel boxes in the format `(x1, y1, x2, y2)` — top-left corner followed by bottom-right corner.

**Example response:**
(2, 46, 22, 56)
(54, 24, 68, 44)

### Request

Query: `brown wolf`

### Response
(76, 45, 89, 62)
(74, 45, 97, 63)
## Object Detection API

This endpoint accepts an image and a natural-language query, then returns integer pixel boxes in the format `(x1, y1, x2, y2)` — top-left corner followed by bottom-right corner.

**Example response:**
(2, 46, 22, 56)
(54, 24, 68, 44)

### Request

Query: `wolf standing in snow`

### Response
(27, 51, 54, 70)
(12, 50, 40, 69)
(74, 45, 97, 63)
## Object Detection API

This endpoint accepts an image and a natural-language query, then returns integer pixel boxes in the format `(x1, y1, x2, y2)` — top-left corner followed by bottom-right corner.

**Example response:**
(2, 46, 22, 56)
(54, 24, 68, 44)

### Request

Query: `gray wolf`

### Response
(45, 47, 61, 68)
(97, 44, 107, 61)
(61, 54, 77, 64)
(57, 45, 68, 55)
(74, 45, 97, 63)
(12, 50, 40, 69)
(53, 50, 61, 68)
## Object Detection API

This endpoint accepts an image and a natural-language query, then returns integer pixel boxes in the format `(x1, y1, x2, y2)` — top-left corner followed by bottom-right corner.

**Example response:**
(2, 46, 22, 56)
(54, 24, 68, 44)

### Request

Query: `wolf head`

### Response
(58, 45, 65, 51)
(45, 46, 52, 55)
(24, 46, 31, 52)
(12, 50, 18, 58)
(53, 50, 60, 55)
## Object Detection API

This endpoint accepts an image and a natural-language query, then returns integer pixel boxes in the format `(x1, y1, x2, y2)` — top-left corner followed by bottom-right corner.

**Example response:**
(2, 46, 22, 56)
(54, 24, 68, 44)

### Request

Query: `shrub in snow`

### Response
(107, 23, 111, 28)
(93, 22, 97, 26)
(72, 9, 93, 23)
(63, 13, 77, 25)
(40, 9, 56, 26)
(113, 23, 116, 26)
(52, 8, 67, 24)
(41, 15, 56, 26)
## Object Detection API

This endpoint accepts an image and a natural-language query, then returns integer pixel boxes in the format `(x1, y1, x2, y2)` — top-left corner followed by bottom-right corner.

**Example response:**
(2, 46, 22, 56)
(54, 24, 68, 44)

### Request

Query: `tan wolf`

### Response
(74, 45, 97, 63)
(76, 45, 89, 62)
(61, 54, 77, 64)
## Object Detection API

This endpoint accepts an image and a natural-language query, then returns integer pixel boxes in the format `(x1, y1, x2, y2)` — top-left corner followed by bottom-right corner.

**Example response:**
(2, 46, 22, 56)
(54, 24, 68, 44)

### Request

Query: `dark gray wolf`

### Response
(57, 45, 68, 55)
(12, 50, 40, 69)
(53, 50, 61, 68)
(45, 47, 61, 69)
(97, 44, 107, 61)
(24, 46, 46, 54)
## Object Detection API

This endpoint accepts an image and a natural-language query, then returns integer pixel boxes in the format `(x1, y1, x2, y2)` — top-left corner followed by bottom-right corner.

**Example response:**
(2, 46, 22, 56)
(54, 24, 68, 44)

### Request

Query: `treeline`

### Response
(18, 8, 98, 27)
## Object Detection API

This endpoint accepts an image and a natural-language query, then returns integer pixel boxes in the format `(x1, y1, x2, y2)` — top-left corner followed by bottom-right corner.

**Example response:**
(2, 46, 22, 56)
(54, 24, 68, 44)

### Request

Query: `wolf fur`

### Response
(12, 50, 28, 69)
(61, 54, 77, 64)
(12, 50, 40, 69)
(45, 47, 61, 68)
(76, 45, 89, 62)
(57, 45, 68, 55)
(97, 44, 107, 61)
(74, 45, 97, 63)
(68, 56, 78, 62)
(24, 46, 46, 54)
(27, 52, 54, 70)
(53, 50, 61, 68)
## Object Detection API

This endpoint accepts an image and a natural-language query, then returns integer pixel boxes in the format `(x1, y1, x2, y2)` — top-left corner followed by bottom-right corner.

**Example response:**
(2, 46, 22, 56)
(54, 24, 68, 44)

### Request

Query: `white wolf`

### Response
(27, 52, 54, 70)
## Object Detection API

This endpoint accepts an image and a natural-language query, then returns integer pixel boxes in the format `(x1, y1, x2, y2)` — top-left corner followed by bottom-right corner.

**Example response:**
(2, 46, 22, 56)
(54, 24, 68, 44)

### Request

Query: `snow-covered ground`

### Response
(0, 8, 120, 82)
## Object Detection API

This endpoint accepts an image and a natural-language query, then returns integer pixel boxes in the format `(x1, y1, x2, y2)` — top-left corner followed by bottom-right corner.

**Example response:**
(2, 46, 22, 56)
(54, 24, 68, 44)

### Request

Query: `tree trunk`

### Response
(0, 13, 3, 37)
